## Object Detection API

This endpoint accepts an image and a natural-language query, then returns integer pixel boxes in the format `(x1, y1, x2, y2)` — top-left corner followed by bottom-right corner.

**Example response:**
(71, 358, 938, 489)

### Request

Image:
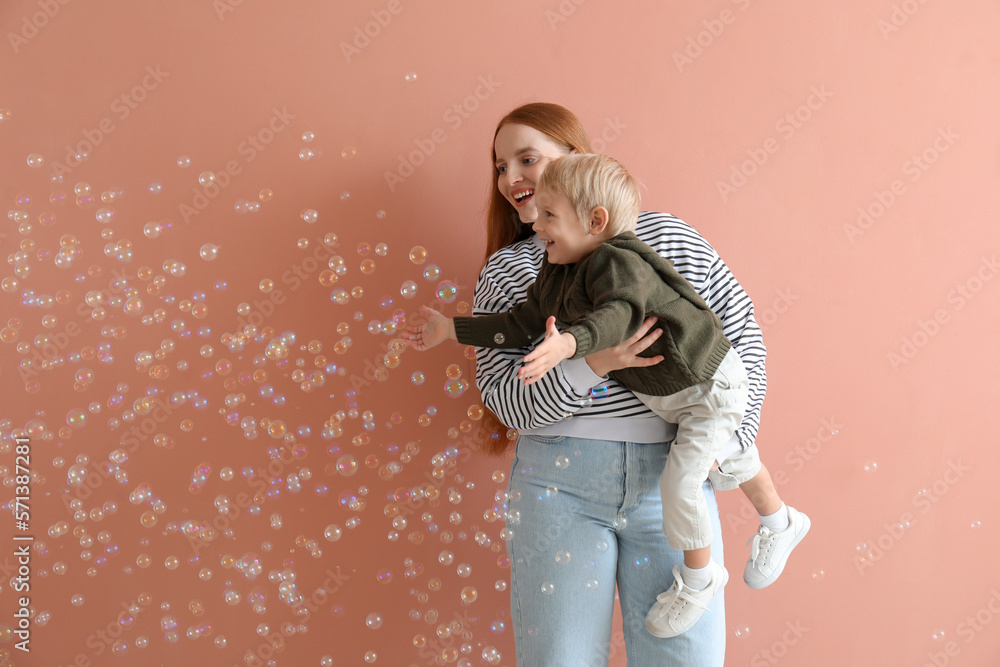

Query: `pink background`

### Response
(2, 1, 999, 665)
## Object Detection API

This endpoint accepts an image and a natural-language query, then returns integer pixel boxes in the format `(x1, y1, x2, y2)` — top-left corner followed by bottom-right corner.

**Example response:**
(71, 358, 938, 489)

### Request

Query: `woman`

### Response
(474, 103, 766, 666)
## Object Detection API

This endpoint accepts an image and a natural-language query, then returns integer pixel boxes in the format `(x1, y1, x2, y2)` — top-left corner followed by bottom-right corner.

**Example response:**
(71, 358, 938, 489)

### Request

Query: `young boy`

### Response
(405, 153, 809, 638)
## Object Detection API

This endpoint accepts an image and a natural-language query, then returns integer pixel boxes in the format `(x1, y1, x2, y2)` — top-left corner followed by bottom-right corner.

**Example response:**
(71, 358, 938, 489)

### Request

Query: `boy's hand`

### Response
(403, 305, 455, 350)
(518, 316, 576, 386)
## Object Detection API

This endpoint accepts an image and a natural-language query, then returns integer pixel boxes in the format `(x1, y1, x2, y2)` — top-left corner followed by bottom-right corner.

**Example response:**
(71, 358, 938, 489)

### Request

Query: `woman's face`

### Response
(494, 123, 572, 224)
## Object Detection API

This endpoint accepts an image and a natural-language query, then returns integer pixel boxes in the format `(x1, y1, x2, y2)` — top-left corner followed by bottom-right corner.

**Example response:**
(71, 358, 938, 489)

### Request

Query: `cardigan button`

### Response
(494, 333, 505, 344)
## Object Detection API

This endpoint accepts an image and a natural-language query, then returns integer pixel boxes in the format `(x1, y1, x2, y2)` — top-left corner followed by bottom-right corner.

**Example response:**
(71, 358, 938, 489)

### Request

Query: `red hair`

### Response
(476, 103, 594, 456)
(483, 103, 594, 264)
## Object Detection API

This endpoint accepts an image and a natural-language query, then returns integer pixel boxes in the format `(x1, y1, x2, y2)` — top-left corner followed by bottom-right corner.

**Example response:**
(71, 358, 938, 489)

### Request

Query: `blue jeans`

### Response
(507, 434, 726, 667)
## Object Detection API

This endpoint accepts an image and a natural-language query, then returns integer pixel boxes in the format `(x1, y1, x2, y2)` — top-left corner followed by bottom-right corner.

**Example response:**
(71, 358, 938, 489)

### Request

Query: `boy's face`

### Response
(532, 188, 604, 264)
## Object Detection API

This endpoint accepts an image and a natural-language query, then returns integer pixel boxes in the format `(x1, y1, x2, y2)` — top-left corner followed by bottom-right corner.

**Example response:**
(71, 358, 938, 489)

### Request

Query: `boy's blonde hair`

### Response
(537, 153, 640, 237)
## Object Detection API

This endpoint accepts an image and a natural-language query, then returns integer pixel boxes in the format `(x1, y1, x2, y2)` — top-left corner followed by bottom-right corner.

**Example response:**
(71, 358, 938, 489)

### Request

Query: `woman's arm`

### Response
(474, 255, 601, 429)
(700, 255, 766, 451)
(636, 212, 766, 452)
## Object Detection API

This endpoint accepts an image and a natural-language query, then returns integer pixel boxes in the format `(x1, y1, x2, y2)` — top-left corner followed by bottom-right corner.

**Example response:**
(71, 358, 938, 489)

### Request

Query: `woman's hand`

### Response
(585, 316, 664, 377)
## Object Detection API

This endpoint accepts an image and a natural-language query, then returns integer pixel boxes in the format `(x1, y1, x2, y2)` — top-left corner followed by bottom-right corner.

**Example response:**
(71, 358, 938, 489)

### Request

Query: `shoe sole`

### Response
(645, 567, 729, 639)
(744, 514, 811, 590)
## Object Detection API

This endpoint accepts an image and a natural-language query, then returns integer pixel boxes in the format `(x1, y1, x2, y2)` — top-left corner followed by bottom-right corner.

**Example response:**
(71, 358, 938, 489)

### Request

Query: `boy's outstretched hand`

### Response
(403, 305, 456, 351)
(518, 316, 577, 386)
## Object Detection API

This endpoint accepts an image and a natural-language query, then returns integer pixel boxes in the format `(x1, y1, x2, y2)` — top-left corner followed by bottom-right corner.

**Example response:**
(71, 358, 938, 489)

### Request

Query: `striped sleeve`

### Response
(473, 240, 597, 430)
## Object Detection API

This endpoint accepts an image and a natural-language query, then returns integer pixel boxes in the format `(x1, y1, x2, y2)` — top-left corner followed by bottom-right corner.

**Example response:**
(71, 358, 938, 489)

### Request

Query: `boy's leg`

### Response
(739, 462, 783, 516)
(633, 348, 748, 638)
(636, 348, 749, 553)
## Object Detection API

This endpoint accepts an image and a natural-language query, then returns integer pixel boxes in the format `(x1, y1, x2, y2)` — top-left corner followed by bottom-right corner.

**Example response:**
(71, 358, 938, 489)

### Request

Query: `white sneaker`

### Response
(645, 562, 728, 638)
(744, 506, 810, 590)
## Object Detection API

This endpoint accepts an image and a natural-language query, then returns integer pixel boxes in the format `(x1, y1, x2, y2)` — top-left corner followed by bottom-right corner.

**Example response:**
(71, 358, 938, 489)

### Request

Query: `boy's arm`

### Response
(403, 306, 457, 350)
(454, 280, 548, 349)
(562, 247, 656, 359)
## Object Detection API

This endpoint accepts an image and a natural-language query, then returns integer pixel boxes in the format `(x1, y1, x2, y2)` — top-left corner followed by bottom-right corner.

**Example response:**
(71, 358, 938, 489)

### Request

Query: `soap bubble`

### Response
(199, 244, 219, 261)
(436, 281, 458, 304)
(336, 455, 358, 477)
(409, 246, 427, 264)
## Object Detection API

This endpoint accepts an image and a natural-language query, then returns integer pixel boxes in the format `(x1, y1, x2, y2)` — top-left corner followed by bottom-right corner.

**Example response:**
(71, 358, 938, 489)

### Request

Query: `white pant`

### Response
(634, 347, 758, 551)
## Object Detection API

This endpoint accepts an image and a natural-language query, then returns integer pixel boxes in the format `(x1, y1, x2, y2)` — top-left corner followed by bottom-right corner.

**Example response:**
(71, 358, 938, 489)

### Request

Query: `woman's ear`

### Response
(589, 206, 610, 235)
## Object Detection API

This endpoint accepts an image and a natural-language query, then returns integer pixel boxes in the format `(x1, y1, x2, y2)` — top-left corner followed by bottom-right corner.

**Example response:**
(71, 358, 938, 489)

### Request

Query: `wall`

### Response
(1, 1, 999, 665)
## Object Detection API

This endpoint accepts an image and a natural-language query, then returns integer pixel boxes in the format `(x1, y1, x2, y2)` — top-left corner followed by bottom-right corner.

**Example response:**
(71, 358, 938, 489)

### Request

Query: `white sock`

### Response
(681, 563, 713, 591)
(760, 504, 789, 532)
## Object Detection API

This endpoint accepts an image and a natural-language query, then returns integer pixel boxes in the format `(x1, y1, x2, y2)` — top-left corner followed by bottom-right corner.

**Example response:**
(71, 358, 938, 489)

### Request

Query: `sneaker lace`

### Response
(748, 525, 776, 565)
(652, 581, 711, 623)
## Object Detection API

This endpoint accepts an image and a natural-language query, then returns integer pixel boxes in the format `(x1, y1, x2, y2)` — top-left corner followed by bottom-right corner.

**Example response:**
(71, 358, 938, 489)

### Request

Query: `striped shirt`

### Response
(473, 211, 766, 452)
